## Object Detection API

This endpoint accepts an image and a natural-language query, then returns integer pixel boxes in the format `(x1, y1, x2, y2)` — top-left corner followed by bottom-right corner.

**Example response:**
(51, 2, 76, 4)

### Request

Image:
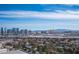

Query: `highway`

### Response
(0, 35, 79, 39)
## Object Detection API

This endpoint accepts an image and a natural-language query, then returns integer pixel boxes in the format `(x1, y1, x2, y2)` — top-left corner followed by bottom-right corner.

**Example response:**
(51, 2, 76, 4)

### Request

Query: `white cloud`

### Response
(0, 10, 79, 19)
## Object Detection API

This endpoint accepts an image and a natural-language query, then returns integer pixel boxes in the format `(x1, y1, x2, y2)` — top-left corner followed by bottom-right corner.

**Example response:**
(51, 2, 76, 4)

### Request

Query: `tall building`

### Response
(47, 30, 54, 34)
(12, 28, 19, 35)
(7, 29, 12, 35)
(24, 29, 28, 35)
(4, 27, 7, 35)
(1, 27, 4, 35)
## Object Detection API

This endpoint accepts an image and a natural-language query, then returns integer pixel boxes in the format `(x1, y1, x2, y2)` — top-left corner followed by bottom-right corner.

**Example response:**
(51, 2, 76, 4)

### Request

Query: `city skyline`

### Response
(0, 4, 79, 30)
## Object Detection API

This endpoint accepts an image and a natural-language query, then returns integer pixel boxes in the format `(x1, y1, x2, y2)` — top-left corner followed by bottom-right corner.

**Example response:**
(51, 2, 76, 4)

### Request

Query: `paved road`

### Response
(0, 35, 79, 39)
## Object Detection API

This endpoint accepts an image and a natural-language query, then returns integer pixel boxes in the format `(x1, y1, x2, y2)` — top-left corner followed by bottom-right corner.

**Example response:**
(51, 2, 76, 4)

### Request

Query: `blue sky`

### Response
(0, 4, 79, 30)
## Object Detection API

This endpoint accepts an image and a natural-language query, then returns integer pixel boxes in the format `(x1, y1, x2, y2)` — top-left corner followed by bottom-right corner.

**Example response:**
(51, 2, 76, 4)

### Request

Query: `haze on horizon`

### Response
(0, 4, 79, 30)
